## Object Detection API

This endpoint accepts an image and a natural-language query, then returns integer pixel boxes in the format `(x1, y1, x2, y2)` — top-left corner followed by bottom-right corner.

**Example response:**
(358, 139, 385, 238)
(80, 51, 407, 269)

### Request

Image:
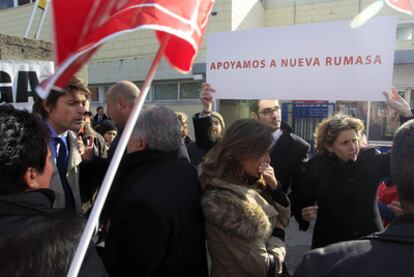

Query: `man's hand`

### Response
(383, 87, 413, 117)
(259, 163, 278, 190)
(200, 82, 215, 113)
(388, 200, 403, 217)
(301, 206, 318, 222)
(78, 136, 94, 161)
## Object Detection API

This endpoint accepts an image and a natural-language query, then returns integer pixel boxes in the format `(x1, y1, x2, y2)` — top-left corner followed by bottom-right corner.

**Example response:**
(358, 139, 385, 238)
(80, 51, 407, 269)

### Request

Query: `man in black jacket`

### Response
(249, 99, 310, 195)
(103, 105, 208, 277)
(294, 119, 414, 277)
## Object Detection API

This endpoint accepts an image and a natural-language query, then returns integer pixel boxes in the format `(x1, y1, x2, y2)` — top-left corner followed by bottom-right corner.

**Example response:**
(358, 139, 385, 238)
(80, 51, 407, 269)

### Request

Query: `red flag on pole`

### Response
(37, 0, 214, 98)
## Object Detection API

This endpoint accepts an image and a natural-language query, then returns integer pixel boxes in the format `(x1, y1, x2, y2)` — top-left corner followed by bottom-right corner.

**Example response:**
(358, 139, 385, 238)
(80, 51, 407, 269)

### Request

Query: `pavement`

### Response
(284, 218, 314, 274)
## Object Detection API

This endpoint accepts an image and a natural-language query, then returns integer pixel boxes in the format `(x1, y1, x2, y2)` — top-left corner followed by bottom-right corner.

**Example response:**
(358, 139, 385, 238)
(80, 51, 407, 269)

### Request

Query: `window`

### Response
(18, 0, 33, 5)
(180, 82, 201, 99)
(396, 25, 413, 41)
(153, 83, 178, 100)
(0, 0, 34, 9)
(134, 82, 151, 101)
(88, 86, 99, 102)
(0, 0, 14, 9)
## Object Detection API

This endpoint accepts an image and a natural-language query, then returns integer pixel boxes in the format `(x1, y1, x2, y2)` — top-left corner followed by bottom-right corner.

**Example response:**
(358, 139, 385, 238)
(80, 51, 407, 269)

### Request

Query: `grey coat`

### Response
(49, 131, 83, 213)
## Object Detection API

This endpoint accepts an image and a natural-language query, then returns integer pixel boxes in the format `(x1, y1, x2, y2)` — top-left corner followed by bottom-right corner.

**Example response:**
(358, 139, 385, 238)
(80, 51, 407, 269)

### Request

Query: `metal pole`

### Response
(34, 0, 50, 39)
(66, 34, 171, 277)
(24, 0, 40, 38)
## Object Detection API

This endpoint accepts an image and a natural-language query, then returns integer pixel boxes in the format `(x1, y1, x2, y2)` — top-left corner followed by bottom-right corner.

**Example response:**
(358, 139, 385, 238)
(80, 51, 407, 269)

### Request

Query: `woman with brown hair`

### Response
(199, 118, 290, 277)
(295, 113, 390, 249)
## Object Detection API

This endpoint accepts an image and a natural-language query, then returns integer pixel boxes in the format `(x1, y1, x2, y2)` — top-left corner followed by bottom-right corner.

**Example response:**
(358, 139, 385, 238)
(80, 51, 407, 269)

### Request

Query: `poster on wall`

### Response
(206, 16, 397, 101)
(0, 60, 54, 110)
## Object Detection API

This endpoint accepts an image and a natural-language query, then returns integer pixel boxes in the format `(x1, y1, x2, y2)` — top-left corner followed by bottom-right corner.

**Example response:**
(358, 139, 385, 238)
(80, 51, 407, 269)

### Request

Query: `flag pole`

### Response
(24, 0, 40, 38)
(66, 33, 171, 277)
(34, 0, 50, 40)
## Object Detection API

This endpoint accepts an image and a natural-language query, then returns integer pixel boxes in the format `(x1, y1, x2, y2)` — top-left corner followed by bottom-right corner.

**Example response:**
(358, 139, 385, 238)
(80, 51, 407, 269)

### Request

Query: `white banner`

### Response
(207, 16, 397, 101)
(0, 60, 54, 110)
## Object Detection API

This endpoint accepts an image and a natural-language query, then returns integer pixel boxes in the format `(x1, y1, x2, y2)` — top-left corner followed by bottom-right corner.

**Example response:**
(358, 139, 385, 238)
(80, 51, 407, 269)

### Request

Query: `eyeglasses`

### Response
(258, 106, 280, 116)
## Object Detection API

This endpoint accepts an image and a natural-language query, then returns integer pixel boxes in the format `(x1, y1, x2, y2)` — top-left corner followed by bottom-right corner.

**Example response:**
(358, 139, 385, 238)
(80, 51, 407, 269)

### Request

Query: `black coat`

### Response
(184, 135, 204, 167)
(192, 113, 215, 152)
(103, 149, 208, 277)
(0, 189, 107, 277)
(294, 214, 414, 277)
(295, 148, 390, 249)
(270, 121, 310, 194)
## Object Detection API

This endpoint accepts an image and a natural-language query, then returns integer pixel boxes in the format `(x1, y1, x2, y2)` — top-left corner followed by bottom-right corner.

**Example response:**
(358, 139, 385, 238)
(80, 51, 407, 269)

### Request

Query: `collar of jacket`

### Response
(122, 148, 179, 173)
(201, 177, 279, 241)
(365, 213, 414, 244)
(280, 120, 293, 133)
(0, 189, 55, 216)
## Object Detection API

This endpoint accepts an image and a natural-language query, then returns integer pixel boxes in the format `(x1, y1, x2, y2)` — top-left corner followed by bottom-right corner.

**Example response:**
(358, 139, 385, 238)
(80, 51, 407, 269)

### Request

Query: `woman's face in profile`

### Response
(325, 129, 360, 162)
(241, 151, 271, 178)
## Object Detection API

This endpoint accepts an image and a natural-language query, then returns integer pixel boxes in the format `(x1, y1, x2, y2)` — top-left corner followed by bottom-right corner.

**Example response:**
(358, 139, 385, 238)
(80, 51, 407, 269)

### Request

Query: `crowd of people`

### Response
(0, 77, 413, 277)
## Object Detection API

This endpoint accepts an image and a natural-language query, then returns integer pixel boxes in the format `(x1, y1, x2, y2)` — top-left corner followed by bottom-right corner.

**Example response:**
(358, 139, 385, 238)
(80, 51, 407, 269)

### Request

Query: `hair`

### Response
(391, 119, 414, 204)
(36, 76, 91, 119)
(132, 105, 181, 152)
(314, 113, 365, 155)
(0, 106, 50, 194)
(106, 80, 140, 104)
(176, 112, 189, 138)
(96, 106, 104, 112)
(248, 100, 260, 114)
(176, 111, 188, 125)
(200, 118, 273, 188)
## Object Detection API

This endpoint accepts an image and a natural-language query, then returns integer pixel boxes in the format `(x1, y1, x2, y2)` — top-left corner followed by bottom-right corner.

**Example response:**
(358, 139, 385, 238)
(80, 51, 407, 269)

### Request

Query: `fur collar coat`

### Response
(200, 176, 290, 277)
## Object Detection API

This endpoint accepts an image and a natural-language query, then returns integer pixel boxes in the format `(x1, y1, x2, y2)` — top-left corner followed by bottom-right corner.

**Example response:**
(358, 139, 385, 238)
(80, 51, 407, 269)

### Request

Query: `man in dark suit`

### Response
(35, 76, 91, 213)
(103, 105, 208, 277)
(249, 99, 310, 195)
(294, 119, 414, 277)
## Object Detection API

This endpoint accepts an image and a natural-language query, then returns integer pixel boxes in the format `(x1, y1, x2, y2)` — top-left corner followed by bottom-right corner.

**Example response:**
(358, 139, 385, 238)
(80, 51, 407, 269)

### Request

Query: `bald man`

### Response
(105, 80, 140, 160)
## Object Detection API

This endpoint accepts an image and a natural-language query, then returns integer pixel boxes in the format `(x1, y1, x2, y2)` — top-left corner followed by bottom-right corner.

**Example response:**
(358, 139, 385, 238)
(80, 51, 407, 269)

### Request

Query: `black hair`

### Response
(0, 106, 50, 194)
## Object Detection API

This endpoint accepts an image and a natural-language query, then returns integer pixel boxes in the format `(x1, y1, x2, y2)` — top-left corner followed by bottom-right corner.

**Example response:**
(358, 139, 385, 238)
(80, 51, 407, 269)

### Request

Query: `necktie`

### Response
(54, 137, 75, 208)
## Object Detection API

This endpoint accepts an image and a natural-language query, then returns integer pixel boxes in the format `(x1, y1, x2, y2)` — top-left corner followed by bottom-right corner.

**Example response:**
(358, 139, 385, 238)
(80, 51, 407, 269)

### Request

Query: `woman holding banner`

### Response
(199, 118, 290, 277)
(295, 113, 390, 249)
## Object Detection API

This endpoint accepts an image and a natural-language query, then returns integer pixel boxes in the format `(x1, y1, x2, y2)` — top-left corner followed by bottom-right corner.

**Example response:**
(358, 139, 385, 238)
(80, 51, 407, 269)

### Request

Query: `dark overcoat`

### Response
(295, 148, 390, 248)
(294, 214, 414, 277)
(103, 149, 208, 277)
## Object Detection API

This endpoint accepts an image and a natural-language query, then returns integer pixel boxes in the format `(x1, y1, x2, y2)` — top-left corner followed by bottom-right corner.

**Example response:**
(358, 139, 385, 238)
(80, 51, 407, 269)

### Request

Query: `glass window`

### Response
(153, 83, 177, 100)
(88, 86, 99, 102)
(134, 82, 151, 100)
(0, 0, 14, 9)
(335, 101, 368, 127)
(18, 0, 32, 5)
(180, 82, 201, 99)
(368, 101, 400, 141)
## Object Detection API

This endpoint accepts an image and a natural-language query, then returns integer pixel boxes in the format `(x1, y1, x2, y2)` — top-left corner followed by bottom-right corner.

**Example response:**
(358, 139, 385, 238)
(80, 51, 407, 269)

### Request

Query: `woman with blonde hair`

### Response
(200, 118, 290, 277)
(295, 113, 390, 249)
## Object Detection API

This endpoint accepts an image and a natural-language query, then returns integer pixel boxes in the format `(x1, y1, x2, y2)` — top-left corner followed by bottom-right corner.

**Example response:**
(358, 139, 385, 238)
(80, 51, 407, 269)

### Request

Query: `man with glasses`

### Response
(250, 99, 310, 196)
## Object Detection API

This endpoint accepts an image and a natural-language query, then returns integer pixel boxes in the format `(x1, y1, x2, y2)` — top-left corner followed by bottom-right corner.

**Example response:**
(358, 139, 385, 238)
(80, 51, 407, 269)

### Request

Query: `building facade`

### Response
(1, 0, 413, 143)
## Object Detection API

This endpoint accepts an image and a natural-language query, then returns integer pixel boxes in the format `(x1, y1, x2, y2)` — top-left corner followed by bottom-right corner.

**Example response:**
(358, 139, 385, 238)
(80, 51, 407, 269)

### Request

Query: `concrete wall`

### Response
(0, 33, 52, 60)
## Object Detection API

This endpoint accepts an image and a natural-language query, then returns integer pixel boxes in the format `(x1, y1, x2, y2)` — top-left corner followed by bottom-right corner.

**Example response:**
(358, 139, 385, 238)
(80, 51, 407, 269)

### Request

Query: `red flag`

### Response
(385, 0, 414, 15)
(38, 0, 214, 98)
